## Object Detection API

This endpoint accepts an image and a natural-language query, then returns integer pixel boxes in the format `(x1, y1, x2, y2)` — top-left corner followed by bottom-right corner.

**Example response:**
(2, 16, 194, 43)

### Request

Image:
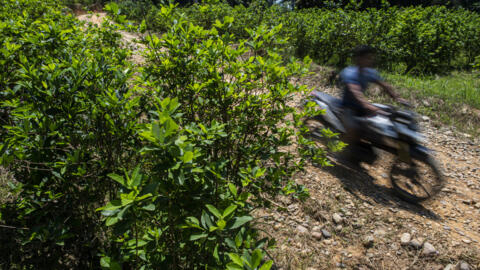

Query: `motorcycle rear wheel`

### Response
(390, 148, 444, 203)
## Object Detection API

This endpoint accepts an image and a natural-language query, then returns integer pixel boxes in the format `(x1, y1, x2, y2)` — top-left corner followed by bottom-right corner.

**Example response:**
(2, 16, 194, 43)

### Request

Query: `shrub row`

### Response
(1, 0, 330, 269)
(113, 0, 480, 74)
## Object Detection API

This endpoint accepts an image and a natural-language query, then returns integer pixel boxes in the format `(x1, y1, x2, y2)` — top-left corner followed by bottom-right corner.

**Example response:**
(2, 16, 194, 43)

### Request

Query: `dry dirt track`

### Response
(78, 13, 480, 270)
(258, 74, 480, 270)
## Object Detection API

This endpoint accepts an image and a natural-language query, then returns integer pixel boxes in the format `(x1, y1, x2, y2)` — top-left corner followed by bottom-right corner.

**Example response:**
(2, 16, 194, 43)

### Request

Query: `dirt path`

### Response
(259, 75, 480, 269)
(78, 13, 480, 269)
(77, 13, 146, 64)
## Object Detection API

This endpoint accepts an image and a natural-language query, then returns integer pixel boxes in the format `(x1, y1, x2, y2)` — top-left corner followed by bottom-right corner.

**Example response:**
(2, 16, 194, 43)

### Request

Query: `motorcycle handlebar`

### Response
(398, 100, 412, 108)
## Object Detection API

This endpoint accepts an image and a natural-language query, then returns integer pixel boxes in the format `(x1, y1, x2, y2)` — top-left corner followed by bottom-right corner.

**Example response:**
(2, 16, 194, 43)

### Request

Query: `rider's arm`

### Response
(375, 80, 400, 100)
(346, 83, 379, 113)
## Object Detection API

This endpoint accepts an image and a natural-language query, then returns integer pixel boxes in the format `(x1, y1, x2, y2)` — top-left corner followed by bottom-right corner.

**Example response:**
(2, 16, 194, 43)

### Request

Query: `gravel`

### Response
(332, 213, 343, 224)
(363, 235, 375, 248)
(422, 242, 437, 256)
(321, 229, 332, 239)
(296, 225, 308, 235)
(400, 233, 411, 246)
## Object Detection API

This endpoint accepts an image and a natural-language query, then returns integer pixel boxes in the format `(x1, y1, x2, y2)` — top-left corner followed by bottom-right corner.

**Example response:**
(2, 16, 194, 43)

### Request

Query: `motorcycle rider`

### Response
(340, 45, 407, 159)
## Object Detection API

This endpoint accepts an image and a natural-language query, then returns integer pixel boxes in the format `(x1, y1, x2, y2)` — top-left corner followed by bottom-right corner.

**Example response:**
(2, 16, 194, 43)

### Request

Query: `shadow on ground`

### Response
(318, 154, 442, 221)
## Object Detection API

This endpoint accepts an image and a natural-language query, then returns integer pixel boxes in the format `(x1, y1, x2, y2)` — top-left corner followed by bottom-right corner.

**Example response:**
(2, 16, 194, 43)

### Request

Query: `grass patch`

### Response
(379, 71, 480, 135)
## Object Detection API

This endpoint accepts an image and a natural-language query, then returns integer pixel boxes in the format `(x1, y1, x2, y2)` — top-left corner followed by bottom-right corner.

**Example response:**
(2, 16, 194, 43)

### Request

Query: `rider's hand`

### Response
(396, 97, 410, 106)
(367, 105, 389, 117)
(376, 109, 390, 116)
(367, 105, 381, 117)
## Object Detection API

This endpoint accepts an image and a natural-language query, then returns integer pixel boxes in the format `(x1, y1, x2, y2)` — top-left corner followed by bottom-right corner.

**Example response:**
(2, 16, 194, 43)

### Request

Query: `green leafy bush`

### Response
(94, 5, 330, 268)
(114, 1, 480, 74)
(1, 0, 332, 269)
(0, 0, 142, 268)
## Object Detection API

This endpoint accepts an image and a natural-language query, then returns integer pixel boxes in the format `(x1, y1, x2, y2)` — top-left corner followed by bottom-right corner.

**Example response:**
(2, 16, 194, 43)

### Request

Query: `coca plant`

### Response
(97, 5, 333, 269)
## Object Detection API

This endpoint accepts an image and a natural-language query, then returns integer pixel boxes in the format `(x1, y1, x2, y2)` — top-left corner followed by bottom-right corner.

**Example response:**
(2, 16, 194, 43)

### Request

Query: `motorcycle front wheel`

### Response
(390, 148, 445, 203)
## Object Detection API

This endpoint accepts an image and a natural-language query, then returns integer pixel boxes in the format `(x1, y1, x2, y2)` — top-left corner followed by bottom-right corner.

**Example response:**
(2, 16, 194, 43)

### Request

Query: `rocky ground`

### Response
(256, 70, 480, 270)
(78, 14, 480, 270)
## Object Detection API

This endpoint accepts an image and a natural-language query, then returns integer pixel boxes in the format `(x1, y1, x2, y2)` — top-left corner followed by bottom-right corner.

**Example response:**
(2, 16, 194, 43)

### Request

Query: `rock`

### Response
(410, 239, 423, 249)
(400, 233, 411, 246)
(444, 264, 454, 270)
(296, 225, 308, 235)
(374, 229, 386, 236)
(422, 115, 431, 121)
(301, 249, 311, 256)
(455, 262, 471, 270)
(312, 231, 323, 240)
(332, 213, 343, 224)
(335, 225, 343, 232)
(422, 242, 437, 256)
(288, 203, 298, 212)
(274, 223, 281, 230)
(312, 225, 322, 232)
(321, 229, 332, 239)
(463, 200, 473, 205)
(363, 235, 374, 248)
(427, 265, 444, 270)
(462, 239, 472, 244)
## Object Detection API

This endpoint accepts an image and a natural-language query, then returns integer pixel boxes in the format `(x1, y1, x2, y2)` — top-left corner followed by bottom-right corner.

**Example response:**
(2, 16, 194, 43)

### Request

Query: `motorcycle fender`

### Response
(314, 100, 345, 133)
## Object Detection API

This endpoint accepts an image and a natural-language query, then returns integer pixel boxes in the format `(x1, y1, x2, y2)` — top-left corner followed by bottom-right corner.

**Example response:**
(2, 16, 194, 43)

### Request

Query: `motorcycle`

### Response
(306, 90, 445, 203)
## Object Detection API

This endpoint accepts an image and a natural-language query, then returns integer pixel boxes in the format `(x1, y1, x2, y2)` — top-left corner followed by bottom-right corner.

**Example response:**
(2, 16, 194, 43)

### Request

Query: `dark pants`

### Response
(342, 108, 363, 144)
(341, 107, 377, 163)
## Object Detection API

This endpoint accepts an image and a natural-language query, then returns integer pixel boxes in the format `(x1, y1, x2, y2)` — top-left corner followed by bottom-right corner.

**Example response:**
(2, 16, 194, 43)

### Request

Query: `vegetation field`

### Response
(1, 0, 479, 269)
(384, 72, 480, 134)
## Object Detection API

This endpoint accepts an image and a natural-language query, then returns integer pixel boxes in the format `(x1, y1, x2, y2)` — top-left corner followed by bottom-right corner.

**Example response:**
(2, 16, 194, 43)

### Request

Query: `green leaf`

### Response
(217, 219, 226, 230)
(100, 256, 122, 270)
(225, 238, 237, 250)
(235, 231, 243, 248)
(182, 151, 194, 163)
(190, 233, 208, 241)
(230, 216, 253, 229)
(100, 256, 111, 268)
(140, 19, 147, 33)
(259, 260, 273, 270)
(226, 263, 243, 270)
(206, 204, 221, 219)
(222, 204, 237, 218)
(251, 249, 262, 269)
(142, 204, 155, 211)
(228, 183, 238, 197)
(213, 244, 219, 262)
(108, 173, 125, 187)
(228, 253, 243, 266)
(129, 166, 142, 188)
(105, 216, 120, 227)
(98, 200, 122, 212)
(152, 122, 163, 142)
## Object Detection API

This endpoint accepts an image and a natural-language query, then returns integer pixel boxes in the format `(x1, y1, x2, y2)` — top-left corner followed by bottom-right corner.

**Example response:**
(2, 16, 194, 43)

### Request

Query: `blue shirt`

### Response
(340, 66, 383, 113)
